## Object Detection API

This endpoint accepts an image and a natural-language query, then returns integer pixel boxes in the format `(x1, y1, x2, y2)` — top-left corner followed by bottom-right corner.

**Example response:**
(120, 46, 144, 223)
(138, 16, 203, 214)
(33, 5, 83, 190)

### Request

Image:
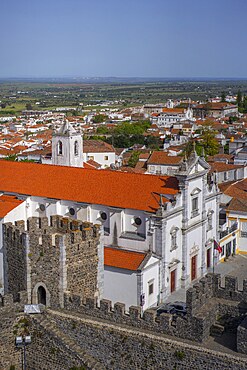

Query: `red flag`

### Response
(214, 240, 222, 253)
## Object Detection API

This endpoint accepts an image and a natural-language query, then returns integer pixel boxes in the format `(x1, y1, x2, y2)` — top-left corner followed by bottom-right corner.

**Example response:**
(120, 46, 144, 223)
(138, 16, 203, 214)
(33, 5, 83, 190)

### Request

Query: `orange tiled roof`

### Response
(148, 151, 183, 165)
(221, 178, 247, 201)
(226, 198, 247, 213)
(83, 140, 115, 153)
(85, 159, 101, 169)
(209, 162, 243, 173)
(104, 247, 147, 271)
(0, 161, 179, 212)
(162, 108, 184, 114)
(0, 195, 24, 218)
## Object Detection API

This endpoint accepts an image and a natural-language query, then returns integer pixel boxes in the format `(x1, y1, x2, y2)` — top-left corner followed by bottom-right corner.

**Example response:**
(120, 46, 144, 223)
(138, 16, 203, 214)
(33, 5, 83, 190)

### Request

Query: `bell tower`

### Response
(52, 120, 83, 167)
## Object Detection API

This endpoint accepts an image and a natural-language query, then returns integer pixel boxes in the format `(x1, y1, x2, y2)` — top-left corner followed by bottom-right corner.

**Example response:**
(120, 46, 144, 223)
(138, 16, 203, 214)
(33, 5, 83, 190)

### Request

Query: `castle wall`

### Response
(4, 220, 26, 300)
(47, 310, 247, 370)
(3, 216, 102, 308)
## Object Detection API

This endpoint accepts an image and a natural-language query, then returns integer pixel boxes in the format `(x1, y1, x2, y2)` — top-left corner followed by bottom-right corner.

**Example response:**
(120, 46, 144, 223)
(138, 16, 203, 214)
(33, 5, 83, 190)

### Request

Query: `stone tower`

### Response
(3, 216, 103, 308)
(52, 120, 83, 167)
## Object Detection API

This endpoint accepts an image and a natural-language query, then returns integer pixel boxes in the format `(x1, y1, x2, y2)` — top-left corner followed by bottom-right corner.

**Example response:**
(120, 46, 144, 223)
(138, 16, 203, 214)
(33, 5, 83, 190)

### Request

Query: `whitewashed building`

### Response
(0, 142, 220, 310)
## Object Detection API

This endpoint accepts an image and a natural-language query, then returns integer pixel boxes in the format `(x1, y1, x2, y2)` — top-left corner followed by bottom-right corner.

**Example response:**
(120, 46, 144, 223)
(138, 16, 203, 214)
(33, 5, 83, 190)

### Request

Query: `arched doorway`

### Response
(37, 286, 46, 305)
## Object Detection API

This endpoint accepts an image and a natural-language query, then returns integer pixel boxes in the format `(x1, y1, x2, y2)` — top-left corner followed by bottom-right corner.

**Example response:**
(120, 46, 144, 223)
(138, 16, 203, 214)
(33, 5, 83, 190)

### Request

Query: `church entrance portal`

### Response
(37, 286, 46, 305)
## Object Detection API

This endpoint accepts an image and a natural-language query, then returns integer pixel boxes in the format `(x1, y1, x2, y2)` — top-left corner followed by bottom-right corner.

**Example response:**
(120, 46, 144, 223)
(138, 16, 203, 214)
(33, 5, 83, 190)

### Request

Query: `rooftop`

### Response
(104, 247, 147, 271)
(0, 161, 179, 213)
(0, 195, 24, 218)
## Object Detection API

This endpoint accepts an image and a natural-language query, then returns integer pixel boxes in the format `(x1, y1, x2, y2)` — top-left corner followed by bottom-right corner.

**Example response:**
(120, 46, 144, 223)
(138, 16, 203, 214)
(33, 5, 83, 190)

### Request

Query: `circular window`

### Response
(69, 208, 75, 216)
(39, 204, 45, 212)
(100, 212, 107, 221)
(134, 217, 142, 226)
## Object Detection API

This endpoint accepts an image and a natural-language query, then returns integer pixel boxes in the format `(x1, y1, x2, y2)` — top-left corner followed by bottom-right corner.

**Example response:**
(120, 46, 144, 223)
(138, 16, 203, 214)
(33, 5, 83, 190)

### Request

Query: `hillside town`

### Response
(0, 93, 247, 304)
(0, 88, 247, 369)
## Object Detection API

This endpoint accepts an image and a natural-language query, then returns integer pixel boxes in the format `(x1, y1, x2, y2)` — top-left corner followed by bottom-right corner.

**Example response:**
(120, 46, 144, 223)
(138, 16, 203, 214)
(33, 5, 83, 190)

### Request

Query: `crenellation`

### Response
(3, 215, 103, 308)
(99, 299, 112, 314)
(143, 309, 156, 324)
(86, 297, 97, 310)
(129, 306, 141, 321)
(113, 302, 125, 317)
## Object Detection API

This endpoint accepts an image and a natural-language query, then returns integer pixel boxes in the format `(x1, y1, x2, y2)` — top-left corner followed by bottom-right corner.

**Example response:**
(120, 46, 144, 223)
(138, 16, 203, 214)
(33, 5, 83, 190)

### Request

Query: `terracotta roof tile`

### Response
(83, 140, 115, 153)
(0, 161, 179, 212)
(0, 195, 23, 218)
(226, 198, 247, 213)
(104, 247, 147, 270)
(221, 178, 247, 201)
(209, 162, 243, 173)
(148, 151, 183, 165)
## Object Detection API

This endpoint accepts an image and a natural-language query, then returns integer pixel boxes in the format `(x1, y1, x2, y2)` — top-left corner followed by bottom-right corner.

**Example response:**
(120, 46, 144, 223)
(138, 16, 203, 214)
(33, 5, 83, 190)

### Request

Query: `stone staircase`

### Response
(33, 314, 105, 370)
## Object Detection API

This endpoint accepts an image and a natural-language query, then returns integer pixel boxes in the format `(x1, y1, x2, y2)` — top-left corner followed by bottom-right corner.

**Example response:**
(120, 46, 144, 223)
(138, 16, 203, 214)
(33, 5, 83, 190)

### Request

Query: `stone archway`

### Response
(37, 286, 46, 305)
(32, 282, 51, 307)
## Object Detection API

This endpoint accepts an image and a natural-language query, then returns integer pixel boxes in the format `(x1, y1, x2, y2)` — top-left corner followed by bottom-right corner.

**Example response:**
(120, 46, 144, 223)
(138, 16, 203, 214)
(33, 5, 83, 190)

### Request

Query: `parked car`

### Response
(171, 301, 187, 316)
(156, 303, 176, 316)
(155, 301, 187, 317)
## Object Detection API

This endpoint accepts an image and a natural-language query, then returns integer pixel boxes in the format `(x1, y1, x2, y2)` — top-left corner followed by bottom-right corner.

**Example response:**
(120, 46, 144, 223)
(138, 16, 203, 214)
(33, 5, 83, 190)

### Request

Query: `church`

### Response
(0, 122, 219, 310)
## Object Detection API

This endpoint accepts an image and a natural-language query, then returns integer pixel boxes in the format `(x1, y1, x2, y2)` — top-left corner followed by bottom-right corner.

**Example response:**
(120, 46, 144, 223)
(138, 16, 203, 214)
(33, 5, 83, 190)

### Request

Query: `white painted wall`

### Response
(83, 151, 115, 168)
(142, 256, 160, 310)
(104, 266, 137, 310)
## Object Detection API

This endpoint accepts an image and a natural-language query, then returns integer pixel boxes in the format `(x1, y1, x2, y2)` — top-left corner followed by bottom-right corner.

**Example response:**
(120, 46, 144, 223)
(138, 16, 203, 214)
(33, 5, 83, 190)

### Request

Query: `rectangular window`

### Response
(148, 280, 154, 295)
(241, 221, 247, 238)
(88, 156, 94, 161)
(104, 155, 109, 160)
(192, 197, 198, 211)
(191, 197, 199, 218)
(221, 245, 225, 256)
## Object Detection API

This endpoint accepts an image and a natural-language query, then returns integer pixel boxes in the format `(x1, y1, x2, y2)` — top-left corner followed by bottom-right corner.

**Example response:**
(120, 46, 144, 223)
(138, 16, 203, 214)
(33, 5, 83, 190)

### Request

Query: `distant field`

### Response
(0, 79, 247, 116)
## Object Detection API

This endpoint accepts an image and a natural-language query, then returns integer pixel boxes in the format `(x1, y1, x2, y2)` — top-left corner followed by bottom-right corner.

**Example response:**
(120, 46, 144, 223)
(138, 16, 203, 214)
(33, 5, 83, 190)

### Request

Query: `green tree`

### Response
(92, 114, 108, 123)
(221, 92, 226, 102)
(5, 154, 17, 161)
(128, 151, 141, 167)
(25, 103, 33, 110)
(237, 90, 242, 108)
(200, 129, 219, 156)
(96, 126, 109, 134)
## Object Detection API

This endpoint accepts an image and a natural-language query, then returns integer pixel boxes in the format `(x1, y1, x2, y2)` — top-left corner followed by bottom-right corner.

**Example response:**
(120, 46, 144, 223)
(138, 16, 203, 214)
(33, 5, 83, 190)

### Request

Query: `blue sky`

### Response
(1, 0, 246, 78)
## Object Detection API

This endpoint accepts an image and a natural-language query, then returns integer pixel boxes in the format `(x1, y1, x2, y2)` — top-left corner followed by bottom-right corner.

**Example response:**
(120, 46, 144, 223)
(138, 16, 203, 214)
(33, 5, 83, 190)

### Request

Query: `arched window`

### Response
(57, 140, 63, 155)
(74, 141, 79, 156)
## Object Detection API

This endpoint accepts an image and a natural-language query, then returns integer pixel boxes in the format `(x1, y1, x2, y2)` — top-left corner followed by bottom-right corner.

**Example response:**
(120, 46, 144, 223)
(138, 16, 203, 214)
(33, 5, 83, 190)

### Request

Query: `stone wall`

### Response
(64, 273, 247, 343)
(237, 316, 247, 355)
(46, 309, 247, 370)
(0, 292, 246, 370)
(0, 295, 100, 370)
(4, 216, 102, 308)
(3, 220, 26, 300)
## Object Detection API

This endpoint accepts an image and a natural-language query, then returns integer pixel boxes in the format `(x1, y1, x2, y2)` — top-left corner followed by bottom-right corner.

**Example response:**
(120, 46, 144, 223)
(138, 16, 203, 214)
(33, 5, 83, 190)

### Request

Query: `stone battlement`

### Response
(186, 273, 247, 316)
(63, 273, 247, 344)
(3, 216, 103, 308)
(4, 215, 101, 240)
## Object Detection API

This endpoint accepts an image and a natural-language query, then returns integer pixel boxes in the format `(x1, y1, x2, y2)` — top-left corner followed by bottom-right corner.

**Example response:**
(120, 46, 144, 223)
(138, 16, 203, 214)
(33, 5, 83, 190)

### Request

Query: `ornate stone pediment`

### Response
(190, 243, 199, 256)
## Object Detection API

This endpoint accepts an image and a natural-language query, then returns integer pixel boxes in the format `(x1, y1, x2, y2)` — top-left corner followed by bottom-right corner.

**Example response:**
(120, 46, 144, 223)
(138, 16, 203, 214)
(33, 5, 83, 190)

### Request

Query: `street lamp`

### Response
(15, 335, 31, 370)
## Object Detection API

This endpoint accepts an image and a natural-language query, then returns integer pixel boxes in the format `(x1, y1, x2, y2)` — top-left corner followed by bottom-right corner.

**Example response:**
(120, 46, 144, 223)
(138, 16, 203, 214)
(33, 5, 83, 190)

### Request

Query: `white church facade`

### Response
(0, 123, 220, 310)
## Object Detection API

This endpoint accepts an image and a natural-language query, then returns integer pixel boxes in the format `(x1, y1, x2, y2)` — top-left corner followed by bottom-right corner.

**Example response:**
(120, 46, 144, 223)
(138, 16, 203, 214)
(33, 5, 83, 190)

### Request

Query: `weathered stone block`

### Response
(99, 299, 112, 313)
(114, 302, 125, 317)
(129, 306, 141, 321)
(86, 297, 97, 309)
(143, 309, 156, 324)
